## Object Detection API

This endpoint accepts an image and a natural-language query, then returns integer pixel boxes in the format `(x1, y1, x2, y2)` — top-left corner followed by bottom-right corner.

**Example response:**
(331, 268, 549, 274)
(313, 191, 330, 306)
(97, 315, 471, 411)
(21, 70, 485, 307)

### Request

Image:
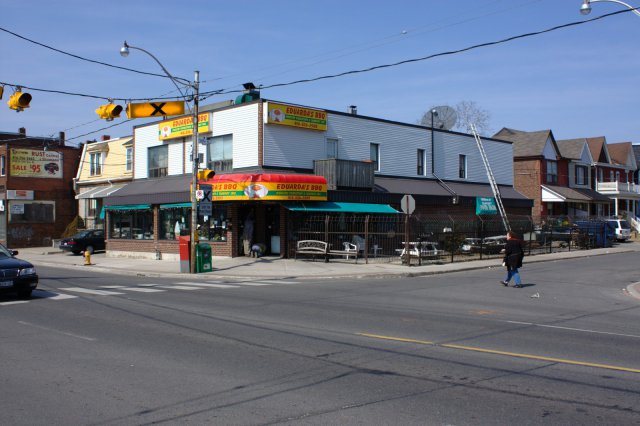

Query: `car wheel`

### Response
(85, 245, 94, 255)
(17, 288, 32, 299)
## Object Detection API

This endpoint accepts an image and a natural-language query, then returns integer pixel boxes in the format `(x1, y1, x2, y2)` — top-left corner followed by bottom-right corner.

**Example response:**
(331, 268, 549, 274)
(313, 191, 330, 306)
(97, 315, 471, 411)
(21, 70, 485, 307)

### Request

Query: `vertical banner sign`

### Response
(476, 197, 497, 215)
(198, 184, 212, 217)
(10, 149, 63, 178)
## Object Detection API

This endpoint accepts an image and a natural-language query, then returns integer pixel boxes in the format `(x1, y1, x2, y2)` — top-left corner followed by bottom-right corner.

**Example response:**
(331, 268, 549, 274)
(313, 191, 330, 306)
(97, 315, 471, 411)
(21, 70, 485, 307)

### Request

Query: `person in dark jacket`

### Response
(500, 231, 525, 288)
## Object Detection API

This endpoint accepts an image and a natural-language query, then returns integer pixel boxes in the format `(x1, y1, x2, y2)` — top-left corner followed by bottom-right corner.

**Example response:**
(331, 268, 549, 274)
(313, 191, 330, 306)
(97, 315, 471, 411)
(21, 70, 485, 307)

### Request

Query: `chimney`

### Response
(59, 131, 65, 146)
(101, 135, 111, 141)
(18, 127, 26, 136)
(348, 105, 357, 115)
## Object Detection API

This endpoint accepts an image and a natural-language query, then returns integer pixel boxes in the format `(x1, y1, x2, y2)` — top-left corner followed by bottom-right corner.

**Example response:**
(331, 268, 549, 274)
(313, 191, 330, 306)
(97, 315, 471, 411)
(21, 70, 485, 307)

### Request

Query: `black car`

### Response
(0, 244, 38, 299)
(60, 229, 105, 255)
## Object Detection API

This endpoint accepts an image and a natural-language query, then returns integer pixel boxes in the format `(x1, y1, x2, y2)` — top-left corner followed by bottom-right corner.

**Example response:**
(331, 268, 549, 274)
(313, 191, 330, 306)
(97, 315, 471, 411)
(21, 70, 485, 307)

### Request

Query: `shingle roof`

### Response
(606, 142, 632, 166)
(633, 145, 640, 164)
(585, 136, 607, 162)
(493, 127, 555, 158)
(555, 138, 587, 160)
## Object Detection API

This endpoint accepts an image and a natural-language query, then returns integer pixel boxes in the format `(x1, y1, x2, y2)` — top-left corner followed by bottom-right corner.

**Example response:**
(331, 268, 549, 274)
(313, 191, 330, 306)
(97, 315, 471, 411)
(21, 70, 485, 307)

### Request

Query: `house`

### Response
(104, 97, 531, 259)
(0, 128, 81, 247)
(598, 141, 639, 217)
(74, 135, 133, 230)
(493, 128, 609, 220)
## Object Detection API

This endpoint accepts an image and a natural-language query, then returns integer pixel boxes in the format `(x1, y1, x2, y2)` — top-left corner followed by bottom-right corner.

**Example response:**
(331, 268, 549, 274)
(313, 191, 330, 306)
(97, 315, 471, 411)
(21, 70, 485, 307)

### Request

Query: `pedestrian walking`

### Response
(500, 231, 525, 288)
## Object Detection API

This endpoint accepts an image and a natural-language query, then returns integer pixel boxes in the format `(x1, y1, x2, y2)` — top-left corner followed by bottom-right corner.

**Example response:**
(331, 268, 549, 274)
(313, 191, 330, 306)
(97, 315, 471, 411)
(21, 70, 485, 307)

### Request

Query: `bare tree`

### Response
(419, 101, 492, 135)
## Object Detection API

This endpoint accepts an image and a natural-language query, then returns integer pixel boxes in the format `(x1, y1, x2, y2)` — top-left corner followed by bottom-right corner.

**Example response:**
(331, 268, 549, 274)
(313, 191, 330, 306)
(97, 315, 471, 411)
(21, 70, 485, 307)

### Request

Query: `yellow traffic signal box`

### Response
(8, 91, 32, 111)
(126, 101, 185, 118)
(95, 103, 123, 121)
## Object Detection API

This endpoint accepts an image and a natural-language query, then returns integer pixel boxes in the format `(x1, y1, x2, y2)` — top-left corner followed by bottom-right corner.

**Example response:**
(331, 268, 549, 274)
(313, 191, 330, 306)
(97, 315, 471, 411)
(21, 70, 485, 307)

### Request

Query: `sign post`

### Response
(400, 195, 415, 266)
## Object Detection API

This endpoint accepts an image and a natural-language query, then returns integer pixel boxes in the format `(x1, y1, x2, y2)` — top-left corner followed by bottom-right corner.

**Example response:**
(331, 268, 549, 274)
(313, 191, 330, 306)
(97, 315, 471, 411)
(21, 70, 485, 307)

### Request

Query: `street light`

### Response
(580, 0, 640, 17)
(120, 41, 202, 274)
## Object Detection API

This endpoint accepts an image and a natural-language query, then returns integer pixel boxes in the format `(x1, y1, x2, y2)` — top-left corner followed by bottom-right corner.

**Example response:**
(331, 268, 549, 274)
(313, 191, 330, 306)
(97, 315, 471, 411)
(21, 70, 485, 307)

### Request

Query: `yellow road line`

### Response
(358, 333, 640, 374)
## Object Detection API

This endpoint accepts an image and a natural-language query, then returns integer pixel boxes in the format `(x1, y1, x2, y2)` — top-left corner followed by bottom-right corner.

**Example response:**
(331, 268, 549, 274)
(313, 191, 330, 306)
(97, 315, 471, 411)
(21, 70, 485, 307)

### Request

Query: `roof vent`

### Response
(235, 82, 260, 104)
(348, 105, 357, 115)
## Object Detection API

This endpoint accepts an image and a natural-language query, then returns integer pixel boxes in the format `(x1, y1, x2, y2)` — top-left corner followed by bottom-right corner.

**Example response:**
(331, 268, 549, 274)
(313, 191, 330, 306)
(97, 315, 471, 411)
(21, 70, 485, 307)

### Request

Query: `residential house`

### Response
(599, 141, 639, 217)
(0, 128, 81, 247)
(74, 135, 133, 229)
(104, 97, 531, 259)
(494, 128, 609, 220)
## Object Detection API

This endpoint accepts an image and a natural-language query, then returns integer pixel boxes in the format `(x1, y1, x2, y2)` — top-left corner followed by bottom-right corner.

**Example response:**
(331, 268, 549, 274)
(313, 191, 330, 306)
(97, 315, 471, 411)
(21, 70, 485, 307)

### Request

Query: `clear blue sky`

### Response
(1, 0, 639, 145)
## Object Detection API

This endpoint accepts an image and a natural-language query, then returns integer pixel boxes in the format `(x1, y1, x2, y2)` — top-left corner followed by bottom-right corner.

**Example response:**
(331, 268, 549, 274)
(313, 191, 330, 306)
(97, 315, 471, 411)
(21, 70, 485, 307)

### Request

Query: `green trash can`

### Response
(195, 243, 213, 273)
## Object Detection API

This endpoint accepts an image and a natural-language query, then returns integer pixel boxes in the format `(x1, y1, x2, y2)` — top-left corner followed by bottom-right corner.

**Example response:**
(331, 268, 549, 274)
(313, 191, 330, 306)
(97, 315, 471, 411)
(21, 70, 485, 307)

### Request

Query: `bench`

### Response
(294, 240, 358, 263)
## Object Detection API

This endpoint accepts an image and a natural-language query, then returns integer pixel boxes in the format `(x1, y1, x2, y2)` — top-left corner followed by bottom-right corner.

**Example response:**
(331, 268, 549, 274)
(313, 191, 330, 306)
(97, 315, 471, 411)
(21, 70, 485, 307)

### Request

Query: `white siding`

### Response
(133, 124, 159, 179)
(542, 137, 557, 160)
(212, 103, 259, 169)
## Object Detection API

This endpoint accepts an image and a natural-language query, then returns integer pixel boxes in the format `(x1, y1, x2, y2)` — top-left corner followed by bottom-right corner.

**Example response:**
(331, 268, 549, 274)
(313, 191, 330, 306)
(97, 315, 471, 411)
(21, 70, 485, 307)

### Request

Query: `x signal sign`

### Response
(126, 101, 185, 118)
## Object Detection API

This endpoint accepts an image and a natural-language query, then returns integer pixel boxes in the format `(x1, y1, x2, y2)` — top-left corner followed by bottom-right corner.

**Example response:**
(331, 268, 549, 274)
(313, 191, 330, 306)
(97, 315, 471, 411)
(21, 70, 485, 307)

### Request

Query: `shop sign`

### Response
(207, 174, 327, 201)
(10, 149, 63, 179)
(6, 190, 34, 200)
(476, 197, 497, 215)
(10, 203, 24, 215)
(158, 113, 210, 140)
(266, 102, 327, 131)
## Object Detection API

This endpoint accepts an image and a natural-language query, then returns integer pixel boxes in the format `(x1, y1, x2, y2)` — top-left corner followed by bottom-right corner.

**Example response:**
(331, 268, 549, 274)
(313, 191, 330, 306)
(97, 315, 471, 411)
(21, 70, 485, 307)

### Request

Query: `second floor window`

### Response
(459, 154, 467, 179)
(90, 152, 102, 176)
(0, 155, 5, 176)
(207, 134, 233, 172)
(575, 165, 587, 185)
(546, 160, 558, 184)
(148, 145, 168, 178)
(326, 138, 338, 159)
(417, 149, 425, 175)
(370, 143, 380, 172)
(125, 147, 133, 172)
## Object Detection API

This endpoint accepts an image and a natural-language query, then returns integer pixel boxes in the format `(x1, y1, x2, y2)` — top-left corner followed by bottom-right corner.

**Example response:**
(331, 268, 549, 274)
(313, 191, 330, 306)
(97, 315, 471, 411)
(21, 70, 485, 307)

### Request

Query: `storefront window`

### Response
(159, 207, 191, 240)
(198, 204, 229, 242)
(110, 210, 153, 239)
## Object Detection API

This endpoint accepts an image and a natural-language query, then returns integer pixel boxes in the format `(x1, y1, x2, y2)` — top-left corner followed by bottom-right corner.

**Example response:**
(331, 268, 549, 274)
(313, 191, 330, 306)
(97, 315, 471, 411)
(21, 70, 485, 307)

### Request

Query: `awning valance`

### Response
(159, 202, 191, 209)
(105, 204, 151, 211)
(284, 201, 400, 214)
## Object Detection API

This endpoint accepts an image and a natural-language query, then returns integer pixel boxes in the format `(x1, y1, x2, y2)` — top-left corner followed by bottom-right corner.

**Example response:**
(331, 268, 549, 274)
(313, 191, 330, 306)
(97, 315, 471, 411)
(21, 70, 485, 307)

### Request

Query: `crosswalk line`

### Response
(0, 300, 29, 306)
(227, 281, 273, 286)
(61, 287, 125, 296)
(252, 280, 301, 285)
(46, 293, 79, 300)
(100, 285, 165, 293)
(157, 285, 203, 291)
(175, 282, 240, 289)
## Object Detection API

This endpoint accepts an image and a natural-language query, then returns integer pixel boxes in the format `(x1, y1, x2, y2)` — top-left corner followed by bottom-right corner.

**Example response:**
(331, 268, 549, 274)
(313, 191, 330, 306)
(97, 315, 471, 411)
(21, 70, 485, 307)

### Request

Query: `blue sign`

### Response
(476, 197, 497, 215)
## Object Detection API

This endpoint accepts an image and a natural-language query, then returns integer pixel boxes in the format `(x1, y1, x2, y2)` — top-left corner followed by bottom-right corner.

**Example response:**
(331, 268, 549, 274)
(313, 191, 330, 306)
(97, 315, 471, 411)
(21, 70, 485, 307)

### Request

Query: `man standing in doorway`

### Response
(242, 210, 254, 257)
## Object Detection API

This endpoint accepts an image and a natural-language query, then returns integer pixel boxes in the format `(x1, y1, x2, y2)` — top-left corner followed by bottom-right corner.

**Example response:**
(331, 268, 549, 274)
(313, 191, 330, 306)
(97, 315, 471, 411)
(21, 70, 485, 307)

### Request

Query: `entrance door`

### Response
(265, 204, 280, 254)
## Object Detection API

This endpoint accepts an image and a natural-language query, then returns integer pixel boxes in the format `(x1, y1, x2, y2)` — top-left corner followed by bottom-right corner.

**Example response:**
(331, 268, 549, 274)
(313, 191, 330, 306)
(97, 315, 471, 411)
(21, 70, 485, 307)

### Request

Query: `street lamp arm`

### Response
(121, 41, 192, 99)
(581, 0, 640, 17)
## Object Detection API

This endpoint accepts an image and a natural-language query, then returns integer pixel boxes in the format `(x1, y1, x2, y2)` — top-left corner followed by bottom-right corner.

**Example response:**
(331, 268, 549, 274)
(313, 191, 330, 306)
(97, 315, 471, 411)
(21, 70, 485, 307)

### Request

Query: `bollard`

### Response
(84, 250, 92, 265)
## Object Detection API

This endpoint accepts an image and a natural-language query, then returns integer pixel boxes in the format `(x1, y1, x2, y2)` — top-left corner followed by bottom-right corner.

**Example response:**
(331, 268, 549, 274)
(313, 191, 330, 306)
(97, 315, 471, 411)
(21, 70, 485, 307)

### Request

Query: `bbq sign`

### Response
(266, 102, 327, 131)
(201, 173, 328, 201)
(10, 149, 63, 179)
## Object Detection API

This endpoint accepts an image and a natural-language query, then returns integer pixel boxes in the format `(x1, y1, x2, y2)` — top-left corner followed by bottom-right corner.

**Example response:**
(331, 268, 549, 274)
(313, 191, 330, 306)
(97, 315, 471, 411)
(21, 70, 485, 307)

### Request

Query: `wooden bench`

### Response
(294, 240, 358, 263)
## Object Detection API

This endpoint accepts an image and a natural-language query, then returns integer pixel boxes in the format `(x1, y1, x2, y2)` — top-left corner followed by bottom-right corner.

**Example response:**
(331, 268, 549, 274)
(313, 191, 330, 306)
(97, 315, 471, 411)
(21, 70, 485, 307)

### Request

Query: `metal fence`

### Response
(287, 213, 618, 265)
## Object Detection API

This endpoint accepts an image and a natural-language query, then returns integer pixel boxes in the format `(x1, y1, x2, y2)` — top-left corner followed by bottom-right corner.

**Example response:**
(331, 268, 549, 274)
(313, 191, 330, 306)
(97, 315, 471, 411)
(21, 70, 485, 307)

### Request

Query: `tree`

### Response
(419, 100, 492, 135)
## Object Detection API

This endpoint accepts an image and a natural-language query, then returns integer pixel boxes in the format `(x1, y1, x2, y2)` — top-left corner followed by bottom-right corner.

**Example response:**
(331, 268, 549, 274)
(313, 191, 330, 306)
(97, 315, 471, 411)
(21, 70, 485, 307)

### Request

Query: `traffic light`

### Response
(0, 86, 4, 100)
(7, 90, 32, 111)
(95, 103, 123, 121)
(197, 169, 215, 181)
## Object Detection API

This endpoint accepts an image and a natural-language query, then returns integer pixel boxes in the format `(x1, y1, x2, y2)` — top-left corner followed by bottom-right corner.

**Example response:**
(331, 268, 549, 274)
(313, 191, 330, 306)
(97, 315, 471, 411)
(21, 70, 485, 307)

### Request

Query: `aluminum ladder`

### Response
(470, 123, 510, 232)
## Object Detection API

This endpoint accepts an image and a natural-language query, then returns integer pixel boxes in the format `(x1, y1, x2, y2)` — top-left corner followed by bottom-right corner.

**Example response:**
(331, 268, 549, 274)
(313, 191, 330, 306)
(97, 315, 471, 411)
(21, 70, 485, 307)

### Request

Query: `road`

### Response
(1, 252, 639, 425)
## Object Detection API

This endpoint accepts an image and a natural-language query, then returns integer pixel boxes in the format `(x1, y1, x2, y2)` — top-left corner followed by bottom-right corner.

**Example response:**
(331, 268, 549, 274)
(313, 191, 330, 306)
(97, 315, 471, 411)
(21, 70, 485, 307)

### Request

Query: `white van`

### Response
(606, 219, 631, 241)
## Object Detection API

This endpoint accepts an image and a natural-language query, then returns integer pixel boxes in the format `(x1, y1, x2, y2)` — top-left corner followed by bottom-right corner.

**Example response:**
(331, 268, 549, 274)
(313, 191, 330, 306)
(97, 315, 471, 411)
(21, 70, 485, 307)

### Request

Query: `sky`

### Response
(1, 0, 639, 146)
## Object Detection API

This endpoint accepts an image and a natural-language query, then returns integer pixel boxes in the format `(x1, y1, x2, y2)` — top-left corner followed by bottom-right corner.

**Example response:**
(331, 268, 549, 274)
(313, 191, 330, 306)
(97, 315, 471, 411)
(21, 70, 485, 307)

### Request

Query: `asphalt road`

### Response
(1, 252, 639, 425)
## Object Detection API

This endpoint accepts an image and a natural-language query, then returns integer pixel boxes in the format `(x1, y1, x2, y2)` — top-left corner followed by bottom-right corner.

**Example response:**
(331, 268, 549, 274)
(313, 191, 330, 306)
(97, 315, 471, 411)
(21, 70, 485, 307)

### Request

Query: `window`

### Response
(89, 152, 102, 176)
(615, 171, 620, 182)
(125, 147, 133, 172)
(159, 207, 191, 240)
(459, 154, 467, 179)
(370, 143, 380, 172)
(148, 145, 168, 178)
(609, 170, 614, 182)
(326, 138, 338, 159)
(417, 149, 425, 175)
(0, 155, 5, 176)
(198, 204, 229, 242)
(9, 201, 55, 223)
(575, 165, 588, 185)
(546, 160, 558, 184)
(207, 134, 233, 172)
(110, 210, 154, 239)
(598, 168, 603, 182)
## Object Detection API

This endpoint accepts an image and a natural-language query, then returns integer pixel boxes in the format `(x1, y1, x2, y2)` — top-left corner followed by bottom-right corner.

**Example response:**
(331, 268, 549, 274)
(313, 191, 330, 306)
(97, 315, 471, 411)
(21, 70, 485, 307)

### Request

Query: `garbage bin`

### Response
(179, 236, 191, 273)
(195, 243, 213, 273)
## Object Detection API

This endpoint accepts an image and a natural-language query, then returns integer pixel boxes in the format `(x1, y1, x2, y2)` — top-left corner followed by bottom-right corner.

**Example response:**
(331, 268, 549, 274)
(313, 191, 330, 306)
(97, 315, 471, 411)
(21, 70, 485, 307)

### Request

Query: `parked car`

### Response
(606, 219, 632, 242)
(60, 229, 105, 255)
(482, 235, 507, 254)
(0, 244, 38, 299)
(461, 238, 482, 254)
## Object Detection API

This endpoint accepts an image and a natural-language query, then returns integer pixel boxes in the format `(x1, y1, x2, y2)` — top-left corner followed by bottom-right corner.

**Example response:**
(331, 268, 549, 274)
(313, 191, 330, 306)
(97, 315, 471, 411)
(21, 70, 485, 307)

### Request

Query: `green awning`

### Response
(104, 204, 151, 211)
(159, 202, 192, 209)
(284, 201, 400, 214)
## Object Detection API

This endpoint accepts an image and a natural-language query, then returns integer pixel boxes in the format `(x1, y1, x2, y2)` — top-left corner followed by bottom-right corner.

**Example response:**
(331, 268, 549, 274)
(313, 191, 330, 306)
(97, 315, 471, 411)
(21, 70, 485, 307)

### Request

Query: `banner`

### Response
(10, 149, 63, 178)
(476, 197, 497, 215)
(203, 173, 327, 201)
(158, 113, 210, 140)
(266, 102, 327, 131)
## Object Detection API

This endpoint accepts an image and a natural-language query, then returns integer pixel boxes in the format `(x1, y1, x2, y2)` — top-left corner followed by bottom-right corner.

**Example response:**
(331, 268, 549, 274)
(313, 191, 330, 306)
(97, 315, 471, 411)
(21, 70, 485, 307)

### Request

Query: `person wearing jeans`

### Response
(501, 231, 525, 288)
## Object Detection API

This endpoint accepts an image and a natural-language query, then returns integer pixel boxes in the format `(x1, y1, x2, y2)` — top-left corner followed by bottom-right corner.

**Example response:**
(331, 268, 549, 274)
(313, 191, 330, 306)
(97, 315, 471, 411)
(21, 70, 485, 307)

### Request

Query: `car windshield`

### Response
(620, 220, 630, 229)
(0, 244, 14, 258)
(74, 230, 93, 238)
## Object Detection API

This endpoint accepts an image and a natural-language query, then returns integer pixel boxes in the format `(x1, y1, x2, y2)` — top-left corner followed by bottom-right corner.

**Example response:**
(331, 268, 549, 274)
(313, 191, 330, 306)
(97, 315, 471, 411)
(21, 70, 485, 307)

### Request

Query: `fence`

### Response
(287, 213, 617, 265)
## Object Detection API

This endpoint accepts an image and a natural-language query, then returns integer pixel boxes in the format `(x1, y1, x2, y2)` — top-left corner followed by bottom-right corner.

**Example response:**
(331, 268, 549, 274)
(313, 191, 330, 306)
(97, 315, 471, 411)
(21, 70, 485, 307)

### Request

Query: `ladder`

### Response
(470, 123, 510, 232)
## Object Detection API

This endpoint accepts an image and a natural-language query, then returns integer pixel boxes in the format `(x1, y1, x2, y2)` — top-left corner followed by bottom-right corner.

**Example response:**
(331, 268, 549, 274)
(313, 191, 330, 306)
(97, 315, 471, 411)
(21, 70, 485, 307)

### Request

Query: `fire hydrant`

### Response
(84, 250, 92, 265)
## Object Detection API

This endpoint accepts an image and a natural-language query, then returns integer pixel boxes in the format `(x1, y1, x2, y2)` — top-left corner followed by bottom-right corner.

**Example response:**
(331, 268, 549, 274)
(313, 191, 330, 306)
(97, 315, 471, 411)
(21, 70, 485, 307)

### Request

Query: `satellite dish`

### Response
(426, 106, 457, 130)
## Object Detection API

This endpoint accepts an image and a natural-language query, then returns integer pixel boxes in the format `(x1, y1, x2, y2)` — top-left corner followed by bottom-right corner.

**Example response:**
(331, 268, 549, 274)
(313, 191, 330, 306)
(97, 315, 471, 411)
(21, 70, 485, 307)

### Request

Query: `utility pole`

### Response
(190, 71, 200, 274)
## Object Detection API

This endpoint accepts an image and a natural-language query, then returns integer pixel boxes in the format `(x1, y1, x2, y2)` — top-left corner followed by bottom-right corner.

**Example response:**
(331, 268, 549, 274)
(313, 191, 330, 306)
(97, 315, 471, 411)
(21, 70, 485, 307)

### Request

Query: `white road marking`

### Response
(18, 321, 96, 341)
(157, 285, 203, 291)
(61, 287, 125, 296)
(252, 280, 301, 285)
(100, 285, 165, 293)
(227, 282, 272, 286)
(506, 320, 640, 339)
(47, 293, 79, 300)
(175, 282, 240, 289)
(0, 300, 29, 306)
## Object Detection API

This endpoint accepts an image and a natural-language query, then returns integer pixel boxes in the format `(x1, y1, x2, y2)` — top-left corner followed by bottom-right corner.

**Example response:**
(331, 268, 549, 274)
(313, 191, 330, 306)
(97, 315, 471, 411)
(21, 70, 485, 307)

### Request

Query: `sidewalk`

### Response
(17, 242, 640, 281)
